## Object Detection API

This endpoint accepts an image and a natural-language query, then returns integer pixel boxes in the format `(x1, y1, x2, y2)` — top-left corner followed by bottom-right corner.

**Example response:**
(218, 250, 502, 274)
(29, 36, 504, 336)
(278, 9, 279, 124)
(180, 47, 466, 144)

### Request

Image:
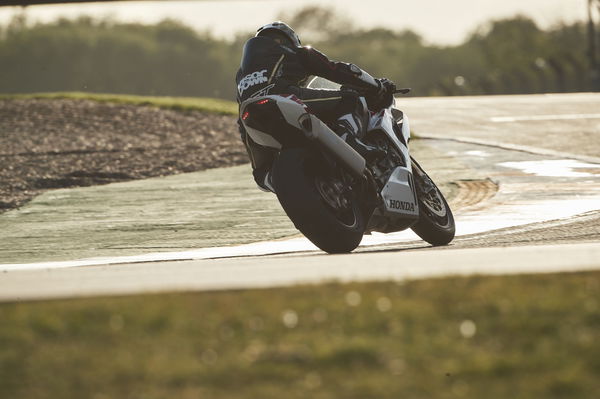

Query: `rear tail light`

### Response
(242, 98, 272, 121)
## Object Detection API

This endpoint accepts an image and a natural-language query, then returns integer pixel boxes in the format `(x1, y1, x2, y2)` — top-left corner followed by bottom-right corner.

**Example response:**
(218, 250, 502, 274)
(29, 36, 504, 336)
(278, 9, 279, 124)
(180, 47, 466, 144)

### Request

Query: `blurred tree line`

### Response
(0, 7, 596, 100)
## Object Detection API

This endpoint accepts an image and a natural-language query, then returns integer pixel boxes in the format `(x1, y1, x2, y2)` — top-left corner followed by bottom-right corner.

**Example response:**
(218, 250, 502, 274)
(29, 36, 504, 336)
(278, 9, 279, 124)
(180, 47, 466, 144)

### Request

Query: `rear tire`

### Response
(272, 148, 365, 253)
(410, 157, 455, 246)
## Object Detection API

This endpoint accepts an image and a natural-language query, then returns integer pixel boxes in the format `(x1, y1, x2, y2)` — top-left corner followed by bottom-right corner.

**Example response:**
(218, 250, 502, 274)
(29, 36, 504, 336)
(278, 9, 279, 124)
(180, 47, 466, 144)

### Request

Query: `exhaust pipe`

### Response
(240, 96, 366, 178)
(297, 113, 366, 178)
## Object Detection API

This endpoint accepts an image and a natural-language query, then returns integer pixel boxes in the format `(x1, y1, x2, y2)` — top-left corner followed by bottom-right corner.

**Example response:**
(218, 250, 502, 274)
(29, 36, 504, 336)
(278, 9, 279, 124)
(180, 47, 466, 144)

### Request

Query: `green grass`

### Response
(0, 92, 238, 115)
(1, 271, 599, 399)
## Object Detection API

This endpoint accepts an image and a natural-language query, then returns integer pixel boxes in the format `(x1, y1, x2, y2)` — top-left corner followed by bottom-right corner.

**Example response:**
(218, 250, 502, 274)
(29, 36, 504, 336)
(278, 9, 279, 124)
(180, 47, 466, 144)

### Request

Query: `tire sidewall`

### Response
(272, 148, 365, 253)
(411, 159, 456, 246)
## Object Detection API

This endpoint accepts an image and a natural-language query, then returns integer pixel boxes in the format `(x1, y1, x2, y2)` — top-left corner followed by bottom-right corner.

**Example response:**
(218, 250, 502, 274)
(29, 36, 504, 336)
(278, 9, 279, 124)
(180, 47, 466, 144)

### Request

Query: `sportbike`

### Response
(239, 74, 455, 253)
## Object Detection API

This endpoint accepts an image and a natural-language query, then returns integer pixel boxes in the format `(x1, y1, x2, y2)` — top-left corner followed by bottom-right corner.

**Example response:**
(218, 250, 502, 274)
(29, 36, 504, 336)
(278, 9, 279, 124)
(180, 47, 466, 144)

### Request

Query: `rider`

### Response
(236, 21, 396, 192)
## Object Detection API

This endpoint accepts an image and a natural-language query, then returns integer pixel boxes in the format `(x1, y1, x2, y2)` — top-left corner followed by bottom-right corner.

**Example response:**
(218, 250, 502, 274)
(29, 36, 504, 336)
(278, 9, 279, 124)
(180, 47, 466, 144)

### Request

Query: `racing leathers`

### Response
(235, 36, 392, 192)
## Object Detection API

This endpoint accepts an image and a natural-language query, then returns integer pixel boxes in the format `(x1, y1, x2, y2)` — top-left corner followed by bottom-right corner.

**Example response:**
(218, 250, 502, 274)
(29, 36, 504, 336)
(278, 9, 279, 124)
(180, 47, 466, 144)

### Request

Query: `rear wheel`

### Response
(410, 157, 455, 246)
(272, 148, 365, 253)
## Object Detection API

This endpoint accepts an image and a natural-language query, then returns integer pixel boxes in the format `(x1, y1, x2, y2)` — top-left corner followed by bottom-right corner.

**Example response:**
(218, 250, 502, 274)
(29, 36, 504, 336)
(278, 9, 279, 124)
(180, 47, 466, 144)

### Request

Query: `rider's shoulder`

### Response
(296, 45, 329, 60)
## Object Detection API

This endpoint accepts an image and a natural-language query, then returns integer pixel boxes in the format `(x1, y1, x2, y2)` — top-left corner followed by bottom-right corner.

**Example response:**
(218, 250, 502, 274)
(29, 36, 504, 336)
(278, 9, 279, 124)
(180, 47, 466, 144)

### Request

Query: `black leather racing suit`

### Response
(235, 36, 381, 190)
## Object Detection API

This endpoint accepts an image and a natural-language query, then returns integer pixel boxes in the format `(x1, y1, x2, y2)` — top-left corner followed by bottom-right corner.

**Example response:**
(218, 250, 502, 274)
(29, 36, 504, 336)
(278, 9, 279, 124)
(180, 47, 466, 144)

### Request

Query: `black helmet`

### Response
(256, 21, 301, 47)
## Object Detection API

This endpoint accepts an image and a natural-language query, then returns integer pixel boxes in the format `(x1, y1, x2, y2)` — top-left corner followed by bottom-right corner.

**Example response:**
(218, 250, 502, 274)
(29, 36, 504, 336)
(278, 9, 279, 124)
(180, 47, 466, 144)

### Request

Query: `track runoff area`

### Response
(1, 93, 599, 301)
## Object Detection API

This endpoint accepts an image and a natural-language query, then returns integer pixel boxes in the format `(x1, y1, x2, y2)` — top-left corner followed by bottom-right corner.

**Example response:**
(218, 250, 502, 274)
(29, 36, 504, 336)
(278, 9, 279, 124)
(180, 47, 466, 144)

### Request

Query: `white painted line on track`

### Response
(498, 159, 600, 177)
(2, 196, 599, 272)
(1, 243, 599, 302)
(490, 113, 600, 123)
(419, 135, 600, 165)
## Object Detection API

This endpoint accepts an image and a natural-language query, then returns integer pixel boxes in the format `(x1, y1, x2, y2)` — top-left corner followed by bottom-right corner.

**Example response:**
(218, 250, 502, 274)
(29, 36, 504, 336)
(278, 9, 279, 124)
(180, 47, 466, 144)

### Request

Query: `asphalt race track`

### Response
(1, 93, 599, 301)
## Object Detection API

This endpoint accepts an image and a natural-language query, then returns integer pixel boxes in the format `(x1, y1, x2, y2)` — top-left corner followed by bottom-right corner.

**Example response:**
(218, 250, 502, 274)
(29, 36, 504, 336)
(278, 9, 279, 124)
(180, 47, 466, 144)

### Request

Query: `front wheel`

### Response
(410, 157, 455, 246)
(272, 148, 365, 253)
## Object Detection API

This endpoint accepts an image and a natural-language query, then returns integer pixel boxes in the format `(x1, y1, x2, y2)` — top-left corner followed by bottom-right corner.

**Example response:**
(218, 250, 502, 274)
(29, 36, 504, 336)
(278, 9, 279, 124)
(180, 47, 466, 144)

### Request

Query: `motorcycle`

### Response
(239, 74, 455, 253)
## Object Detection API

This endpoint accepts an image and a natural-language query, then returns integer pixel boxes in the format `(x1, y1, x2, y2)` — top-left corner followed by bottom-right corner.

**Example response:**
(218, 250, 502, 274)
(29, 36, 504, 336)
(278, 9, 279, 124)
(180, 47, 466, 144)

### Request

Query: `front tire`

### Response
(272, 148, 365, 253)
(410, 157, 455, 246)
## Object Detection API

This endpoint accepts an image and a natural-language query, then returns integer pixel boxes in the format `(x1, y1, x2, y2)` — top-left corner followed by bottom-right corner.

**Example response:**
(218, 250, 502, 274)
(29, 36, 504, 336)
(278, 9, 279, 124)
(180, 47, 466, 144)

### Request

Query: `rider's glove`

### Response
(379, 78, 396, 94)
(377, 78, 396, 105)
(368, 78, 396, 111)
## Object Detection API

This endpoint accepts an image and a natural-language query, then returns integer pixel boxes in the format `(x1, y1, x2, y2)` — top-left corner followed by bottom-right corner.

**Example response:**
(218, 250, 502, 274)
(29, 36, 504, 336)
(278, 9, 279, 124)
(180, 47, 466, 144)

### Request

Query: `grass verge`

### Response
(1, 271, 599, 399)
(0, 92, 238, 115)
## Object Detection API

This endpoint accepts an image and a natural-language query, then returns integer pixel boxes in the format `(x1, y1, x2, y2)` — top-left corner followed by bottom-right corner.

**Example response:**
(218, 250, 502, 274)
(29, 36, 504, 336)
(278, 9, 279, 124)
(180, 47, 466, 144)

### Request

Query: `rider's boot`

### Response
(334, 113, 386, 162)
(252, 164, 275, 193)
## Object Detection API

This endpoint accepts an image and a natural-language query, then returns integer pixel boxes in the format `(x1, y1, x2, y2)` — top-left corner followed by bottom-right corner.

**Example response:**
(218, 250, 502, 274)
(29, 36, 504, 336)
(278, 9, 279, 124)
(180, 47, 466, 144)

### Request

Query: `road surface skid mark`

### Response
(450, 179, 498, 209)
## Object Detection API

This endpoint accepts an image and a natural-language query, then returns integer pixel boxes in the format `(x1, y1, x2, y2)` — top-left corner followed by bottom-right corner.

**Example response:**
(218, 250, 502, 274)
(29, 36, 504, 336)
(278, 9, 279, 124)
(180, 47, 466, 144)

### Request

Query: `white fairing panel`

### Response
(401, 114, 410, 143)
(398, 114, 411, 170)
(245, 125, 282, 149)
(240, 95, 305, 149)
(369, 109, 400, 146)
(277, 96, 310, 127)
(380, 166, 419, 218)
(368, 109, 412, 171)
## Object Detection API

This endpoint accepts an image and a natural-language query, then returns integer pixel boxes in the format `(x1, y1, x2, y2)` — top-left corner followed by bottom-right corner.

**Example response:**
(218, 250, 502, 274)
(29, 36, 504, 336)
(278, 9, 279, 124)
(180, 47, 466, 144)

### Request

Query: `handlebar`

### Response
(394, 88, 411, 95)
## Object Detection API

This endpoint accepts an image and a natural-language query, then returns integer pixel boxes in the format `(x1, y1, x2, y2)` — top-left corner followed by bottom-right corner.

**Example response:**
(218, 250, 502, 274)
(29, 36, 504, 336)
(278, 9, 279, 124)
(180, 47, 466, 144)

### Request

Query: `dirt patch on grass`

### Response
(0, 98, 247, 212)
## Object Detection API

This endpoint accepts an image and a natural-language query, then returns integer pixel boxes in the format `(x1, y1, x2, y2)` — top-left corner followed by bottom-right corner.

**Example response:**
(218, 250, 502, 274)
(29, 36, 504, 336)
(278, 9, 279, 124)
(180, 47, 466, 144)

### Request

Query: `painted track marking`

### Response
(490, 113, 600, 123)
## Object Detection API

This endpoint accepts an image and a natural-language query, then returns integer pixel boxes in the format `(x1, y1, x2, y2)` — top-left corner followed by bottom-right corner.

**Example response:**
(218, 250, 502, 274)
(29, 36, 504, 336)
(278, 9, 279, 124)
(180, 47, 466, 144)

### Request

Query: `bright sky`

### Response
(0, 0, 589, 45)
